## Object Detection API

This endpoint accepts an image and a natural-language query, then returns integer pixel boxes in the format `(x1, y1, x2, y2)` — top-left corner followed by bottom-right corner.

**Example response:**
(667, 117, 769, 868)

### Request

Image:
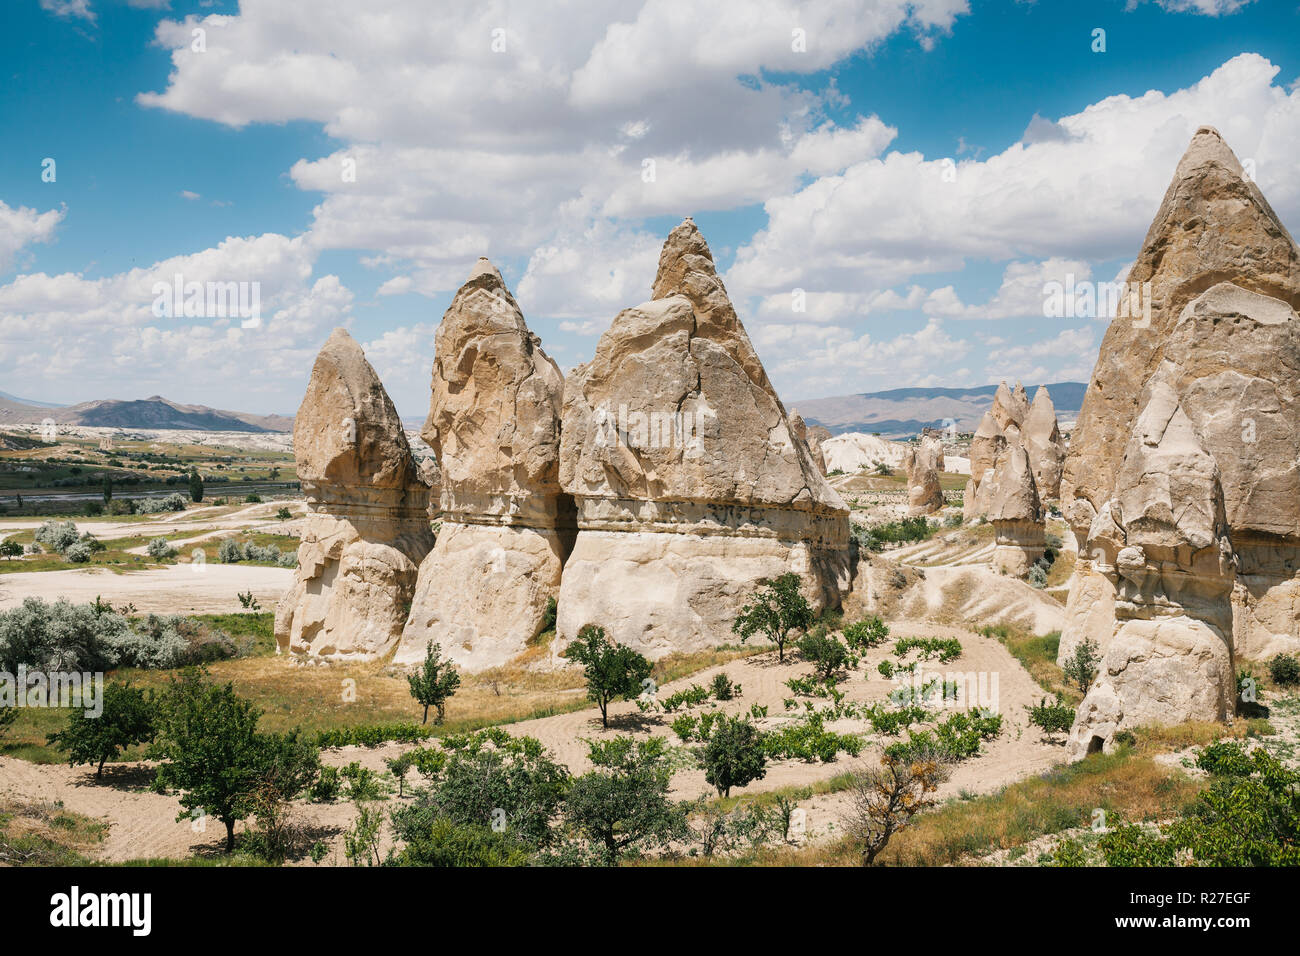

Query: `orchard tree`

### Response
(567, 625, 652, 728)
(564, 736, 690, 860)
(150, 670, 265, 853)
(732, 573, 814, 662)
(46, 682, 157, 778)
(701, 716, 767, 797)
(407, 641, 461, 725)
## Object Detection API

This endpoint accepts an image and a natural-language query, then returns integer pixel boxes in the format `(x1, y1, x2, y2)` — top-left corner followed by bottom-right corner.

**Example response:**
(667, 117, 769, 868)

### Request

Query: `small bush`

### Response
(1026, 695, 1075, 736)
(147, 537, 178, 560)
(843, 616, 889, 652)
(1268, 653, 1300, 687)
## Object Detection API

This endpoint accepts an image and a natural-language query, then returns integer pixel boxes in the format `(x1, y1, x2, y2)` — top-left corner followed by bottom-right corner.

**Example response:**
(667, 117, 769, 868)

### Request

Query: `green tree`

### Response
(796, 630, 856, 682)
(1063, 637, 1101, 695)
(701, 716, 767, 797)
(731, 573, 814, 662)
(101, 474, 113, 504)
(567, 625, 652, 728)
(0, 540, 22, 560)
(563, 736, 690, 860)
(188, 467, 204, 504)
(150, 670, 266, 852)
(47, 682, 157, 778)
(407, 641, 461, 725)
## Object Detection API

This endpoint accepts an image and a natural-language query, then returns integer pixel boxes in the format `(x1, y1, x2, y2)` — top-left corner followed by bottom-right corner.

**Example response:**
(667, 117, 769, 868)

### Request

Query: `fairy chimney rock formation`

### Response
(557, 218, 851, 657)
(1061, 126, 1300, 755)
(274, 328, 435, 661)
(986, 442, 1045, 577)
(962, 410, 1006, 521)
(393, 258, 573, 670)
(1023, 386, 1065, 500)
(904, 435, 945, 516)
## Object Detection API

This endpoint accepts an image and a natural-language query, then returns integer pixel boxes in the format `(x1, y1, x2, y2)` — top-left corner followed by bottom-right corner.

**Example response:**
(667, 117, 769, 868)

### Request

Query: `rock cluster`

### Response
(903, 435, 944, 516)
(393, 259, 574, 670)
(556, 219, 851, 657)
(1061, 127, 1300, 756)
(962, 381, 1060, 576)
(274, 329, 435, 660)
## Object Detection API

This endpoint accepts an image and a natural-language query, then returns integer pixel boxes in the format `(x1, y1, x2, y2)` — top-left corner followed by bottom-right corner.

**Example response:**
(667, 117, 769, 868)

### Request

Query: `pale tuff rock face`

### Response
(1022, 386, 1065, 500)
(1062, 126, 1300, 536)
(1066, 375, 1237, 758)
(807, 424, 833, 476)
(394, 259, 572, 671)
(904, 435, 944, 516)
(789, 410, 829, 476)
(1060, 129, 1300, 719)
(557, 218, 851, 656)
(985, 442, 1045, 577)
(991, 380, 1029, 431)
(275, 328, 435, 661)
(962, 411, 1005, 521)
(1062, 128, 1300, 755)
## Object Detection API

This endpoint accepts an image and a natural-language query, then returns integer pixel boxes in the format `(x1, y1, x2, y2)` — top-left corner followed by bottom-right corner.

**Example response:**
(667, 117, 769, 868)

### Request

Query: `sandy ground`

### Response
(0, 500, 306, 544)
(0, 564, 292, 614)
(0, 621, 1063, 862)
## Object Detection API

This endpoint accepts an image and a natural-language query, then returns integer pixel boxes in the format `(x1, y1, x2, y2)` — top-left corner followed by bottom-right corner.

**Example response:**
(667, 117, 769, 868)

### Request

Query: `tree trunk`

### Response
(97, 755, 106, 778)
(224, 819, 235, 853)
(422, 704, 429, 725)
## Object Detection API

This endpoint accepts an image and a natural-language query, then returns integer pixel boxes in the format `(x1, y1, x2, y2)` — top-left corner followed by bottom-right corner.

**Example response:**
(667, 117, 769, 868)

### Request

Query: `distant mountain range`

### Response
(792, 382, 1088, 439)
(0, 382, 1086, 439)
(0, 394, 294, 433)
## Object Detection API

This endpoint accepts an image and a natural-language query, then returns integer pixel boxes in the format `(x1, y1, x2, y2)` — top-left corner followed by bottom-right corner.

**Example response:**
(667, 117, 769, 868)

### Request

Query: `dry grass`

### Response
(4, 636, 764, 764)
(978, 624, 1076, 701)
(0, 799, 107, 866)
(1045, 550, 1076, 589)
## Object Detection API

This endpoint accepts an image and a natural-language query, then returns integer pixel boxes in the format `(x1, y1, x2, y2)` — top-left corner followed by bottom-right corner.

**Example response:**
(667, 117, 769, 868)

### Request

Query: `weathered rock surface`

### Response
(789, 410, 828, 476)
(1061, 127, 1300, 678)
(557, 219, 851, 656)
(394, 259, 573, 671)
(904, 435, 945, 516)
(962, 411, 1005, 521)
(275, 329, 435, 661)
(1022, 386, 1065, 500)
(985, 442, 1045, 577)
(1062, 128, 1300, 754)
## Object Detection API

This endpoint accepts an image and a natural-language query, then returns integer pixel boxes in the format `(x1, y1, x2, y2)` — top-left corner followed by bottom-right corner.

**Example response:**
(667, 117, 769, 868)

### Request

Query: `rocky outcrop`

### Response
(1061, 127, 1300, 755)
(275, 329, 435, 661)
(1022, 386, 1065, 500)
(393, 259, 574, 671)
(556, 218, 851, 657)
(903, 435, 944, 516)
(1066, 372, 1237, 758)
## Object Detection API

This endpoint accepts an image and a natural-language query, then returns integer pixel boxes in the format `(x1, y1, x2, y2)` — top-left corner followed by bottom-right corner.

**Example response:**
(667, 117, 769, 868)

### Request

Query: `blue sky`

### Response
(2, 0, 1298, 418)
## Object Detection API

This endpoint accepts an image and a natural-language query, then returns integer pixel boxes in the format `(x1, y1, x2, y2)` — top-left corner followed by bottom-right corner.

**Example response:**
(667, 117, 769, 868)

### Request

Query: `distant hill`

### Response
(0, 390, 64, 409)
(792, 382, 1087, 439)
(0, 394, 294, 433)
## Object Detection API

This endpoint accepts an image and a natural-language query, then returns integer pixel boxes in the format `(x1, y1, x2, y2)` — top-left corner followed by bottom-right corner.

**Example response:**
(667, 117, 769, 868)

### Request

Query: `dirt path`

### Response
(0, 564, 292, 614)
